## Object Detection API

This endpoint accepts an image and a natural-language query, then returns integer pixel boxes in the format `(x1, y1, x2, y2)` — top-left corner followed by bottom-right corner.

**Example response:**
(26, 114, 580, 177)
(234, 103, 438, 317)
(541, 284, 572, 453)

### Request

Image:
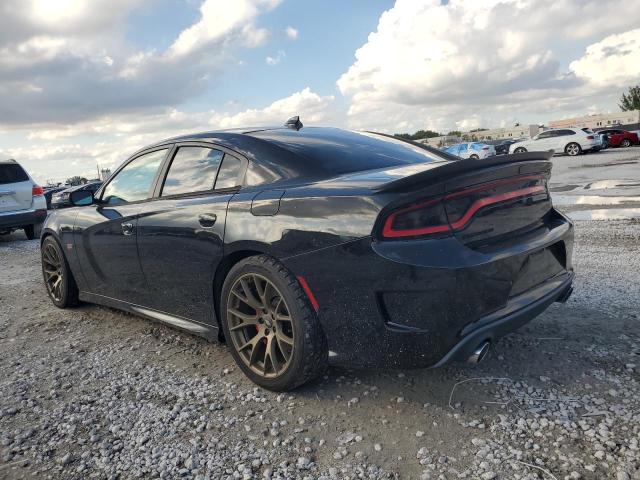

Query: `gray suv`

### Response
(0, 159, 47, 239)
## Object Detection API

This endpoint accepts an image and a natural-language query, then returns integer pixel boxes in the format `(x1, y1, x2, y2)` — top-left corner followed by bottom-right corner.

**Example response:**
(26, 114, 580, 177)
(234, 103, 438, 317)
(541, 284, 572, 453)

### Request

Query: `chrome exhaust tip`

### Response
(467, 341, 490, 364)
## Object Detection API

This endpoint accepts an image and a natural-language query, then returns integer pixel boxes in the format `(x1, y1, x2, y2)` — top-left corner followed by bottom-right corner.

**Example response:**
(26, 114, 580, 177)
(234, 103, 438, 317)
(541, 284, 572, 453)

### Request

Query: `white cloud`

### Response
(2, 88, 334, 183)
(0, 0, 281, 126)
(214, 87, 334, 128)
(337, 0, 640, 132)
(570, 29, 640, 87)
(168, 0, 279, 58)
(265, 50, 285, 66)
(285, 26, 298, 40)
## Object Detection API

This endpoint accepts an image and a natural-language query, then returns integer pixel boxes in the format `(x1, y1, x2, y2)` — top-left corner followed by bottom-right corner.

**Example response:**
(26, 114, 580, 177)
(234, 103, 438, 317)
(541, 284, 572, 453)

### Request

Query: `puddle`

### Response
(552, 195, 640, 206)
(567, 208, 640, 221)
(584, 179, 640, 190)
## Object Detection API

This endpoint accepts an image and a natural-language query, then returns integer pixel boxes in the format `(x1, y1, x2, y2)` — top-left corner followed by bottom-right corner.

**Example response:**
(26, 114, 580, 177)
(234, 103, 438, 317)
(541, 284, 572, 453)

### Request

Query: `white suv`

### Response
(508, 128, 598, 156)
(0, 159, 47, 239)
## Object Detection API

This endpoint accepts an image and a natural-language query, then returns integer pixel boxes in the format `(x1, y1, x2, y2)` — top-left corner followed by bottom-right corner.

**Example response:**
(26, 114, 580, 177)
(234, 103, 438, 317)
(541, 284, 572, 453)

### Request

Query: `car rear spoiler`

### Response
(374, 151, 554, 193)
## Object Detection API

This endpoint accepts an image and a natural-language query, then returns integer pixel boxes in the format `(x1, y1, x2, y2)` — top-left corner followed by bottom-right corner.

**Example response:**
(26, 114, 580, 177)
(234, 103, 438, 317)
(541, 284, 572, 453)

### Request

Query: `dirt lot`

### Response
(1, 149, 639, 480)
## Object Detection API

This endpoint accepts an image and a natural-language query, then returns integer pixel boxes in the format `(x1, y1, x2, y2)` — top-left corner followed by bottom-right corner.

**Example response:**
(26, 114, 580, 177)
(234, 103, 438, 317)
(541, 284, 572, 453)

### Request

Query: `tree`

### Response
(619, 85, 640, 111)
(66, 176, 88, 186)
(447, 130, 462, 137)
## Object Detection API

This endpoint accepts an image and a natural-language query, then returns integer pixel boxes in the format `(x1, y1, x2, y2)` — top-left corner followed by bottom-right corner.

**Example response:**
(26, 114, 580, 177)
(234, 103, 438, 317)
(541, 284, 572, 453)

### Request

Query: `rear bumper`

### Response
(283, 209, 574, 369)
(0, 208, 47, 229)
(432, 271, 573, 367)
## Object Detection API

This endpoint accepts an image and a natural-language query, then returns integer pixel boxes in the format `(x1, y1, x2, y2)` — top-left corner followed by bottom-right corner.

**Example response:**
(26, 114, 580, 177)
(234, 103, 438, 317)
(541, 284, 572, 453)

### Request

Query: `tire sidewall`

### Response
(220, 258, 318, 391)
(515, 147, 527, 153)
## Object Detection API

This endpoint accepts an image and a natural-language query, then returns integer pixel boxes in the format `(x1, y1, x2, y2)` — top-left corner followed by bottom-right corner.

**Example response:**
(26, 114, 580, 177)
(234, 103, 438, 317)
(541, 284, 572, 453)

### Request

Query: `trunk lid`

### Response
(377, 153, 554, 246)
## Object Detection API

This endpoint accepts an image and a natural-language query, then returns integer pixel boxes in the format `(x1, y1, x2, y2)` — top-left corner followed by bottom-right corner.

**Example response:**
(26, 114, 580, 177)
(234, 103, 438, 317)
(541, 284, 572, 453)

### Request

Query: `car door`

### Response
(533, 131, 559, 151)
(136, 143, 246, 325)
(73, 147, 169, 303)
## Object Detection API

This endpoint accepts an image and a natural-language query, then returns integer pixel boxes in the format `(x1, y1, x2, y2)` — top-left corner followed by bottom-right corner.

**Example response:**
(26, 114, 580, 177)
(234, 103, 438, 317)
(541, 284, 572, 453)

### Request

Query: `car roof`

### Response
(136, 126, 452, 184)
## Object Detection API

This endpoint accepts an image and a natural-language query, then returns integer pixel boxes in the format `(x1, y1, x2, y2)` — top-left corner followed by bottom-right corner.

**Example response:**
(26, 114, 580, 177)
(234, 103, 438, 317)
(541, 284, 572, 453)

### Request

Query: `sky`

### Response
(1, 0, 639, 184)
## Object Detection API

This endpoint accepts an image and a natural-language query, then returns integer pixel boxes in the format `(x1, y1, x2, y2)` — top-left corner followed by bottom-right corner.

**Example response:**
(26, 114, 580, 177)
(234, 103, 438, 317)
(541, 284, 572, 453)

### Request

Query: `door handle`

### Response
(198, 213, 217, 228)
(121, 222, 135, 235)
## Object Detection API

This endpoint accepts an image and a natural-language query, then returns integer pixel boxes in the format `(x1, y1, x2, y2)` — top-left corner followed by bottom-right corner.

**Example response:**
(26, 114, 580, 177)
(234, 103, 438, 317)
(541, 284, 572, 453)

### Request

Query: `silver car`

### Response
(0, 159, 47, 239)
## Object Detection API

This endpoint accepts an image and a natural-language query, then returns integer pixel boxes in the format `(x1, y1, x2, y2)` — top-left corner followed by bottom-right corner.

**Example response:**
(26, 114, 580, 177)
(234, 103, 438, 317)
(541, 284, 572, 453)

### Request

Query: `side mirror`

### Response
(69, 189, 94, 206)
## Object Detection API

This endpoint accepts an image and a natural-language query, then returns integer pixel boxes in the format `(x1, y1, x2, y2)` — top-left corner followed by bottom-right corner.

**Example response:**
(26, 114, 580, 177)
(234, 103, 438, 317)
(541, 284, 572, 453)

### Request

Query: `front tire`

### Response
(221, 255, 328, 391)
(41, 236, 79, 308)
(621, 139, 631, 147)
(469, 154, 479, 159)
(514, 147, 527, 153)
(565, 142, 582, 156)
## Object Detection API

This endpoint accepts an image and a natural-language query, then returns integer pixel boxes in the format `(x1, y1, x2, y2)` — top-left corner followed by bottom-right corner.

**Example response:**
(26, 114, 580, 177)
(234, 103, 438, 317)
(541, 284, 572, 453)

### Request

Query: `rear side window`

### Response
(215, 155, 242, 189)
(0, 164, 29, 184)
(558, 130, 575, 136)
(102, 149, 167, 205)
(162, 147, 223, 196)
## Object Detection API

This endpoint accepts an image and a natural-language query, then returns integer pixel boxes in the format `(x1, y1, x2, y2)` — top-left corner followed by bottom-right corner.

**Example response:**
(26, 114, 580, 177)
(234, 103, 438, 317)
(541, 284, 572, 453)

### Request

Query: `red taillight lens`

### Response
(586, 135, 594, 140)
(381, 175, 548, 239)
(32, 185, 44, 196)
(382, 199, 450, 238)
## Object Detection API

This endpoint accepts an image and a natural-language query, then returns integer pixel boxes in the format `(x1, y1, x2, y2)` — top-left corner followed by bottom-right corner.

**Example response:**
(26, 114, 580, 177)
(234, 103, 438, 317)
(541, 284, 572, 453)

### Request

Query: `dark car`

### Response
(44, 186, 66, 209)
(51, 182, 102, 209)
(485, 139, 525, 155)
(40, 122, 575, 391)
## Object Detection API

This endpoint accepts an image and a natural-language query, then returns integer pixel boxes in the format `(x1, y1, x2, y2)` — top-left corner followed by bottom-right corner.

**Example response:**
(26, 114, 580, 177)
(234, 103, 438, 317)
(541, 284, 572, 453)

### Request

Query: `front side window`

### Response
(162, 147, 223, 196)
(101, 149, 167, 205)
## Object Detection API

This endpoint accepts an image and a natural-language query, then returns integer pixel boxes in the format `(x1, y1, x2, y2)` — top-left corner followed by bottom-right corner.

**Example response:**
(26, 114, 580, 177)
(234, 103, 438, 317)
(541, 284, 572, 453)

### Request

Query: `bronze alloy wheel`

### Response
(226, 273, 295, 378)
(42, 242, 64, 302)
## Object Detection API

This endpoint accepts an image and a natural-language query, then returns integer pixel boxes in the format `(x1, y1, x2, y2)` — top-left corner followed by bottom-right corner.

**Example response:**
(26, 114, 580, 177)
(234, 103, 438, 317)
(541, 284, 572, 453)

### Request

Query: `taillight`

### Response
(381, 175, 547, 239)
(32, 185, 44, 196)
(586, 135, 594, 140)
(382, 199, 450, 238)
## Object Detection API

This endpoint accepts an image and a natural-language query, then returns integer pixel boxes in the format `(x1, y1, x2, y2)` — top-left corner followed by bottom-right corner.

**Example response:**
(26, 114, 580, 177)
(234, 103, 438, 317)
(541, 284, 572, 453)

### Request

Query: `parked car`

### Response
(580, 128, 605, 152)
(44, 186, 66, 209)
(41, 122, 574, 391)
(595, 128, 639, 148)
(485, 138, 526, 155)
(509, 128, 598, 156)
(441, 142, 496, 159)
(51, 182, 102, 209)
(0, 159, 47, 239)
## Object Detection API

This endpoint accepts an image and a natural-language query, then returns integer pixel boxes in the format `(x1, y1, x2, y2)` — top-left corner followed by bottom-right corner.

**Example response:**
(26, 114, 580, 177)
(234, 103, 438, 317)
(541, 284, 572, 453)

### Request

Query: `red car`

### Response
(597, 128, 639, 148)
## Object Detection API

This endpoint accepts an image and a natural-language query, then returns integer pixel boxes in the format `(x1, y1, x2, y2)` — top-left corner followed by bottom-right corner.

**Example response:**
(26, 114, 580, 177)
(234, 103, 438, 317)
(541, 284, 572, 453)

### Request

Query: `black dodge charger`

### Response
(40, 120, 574, 391)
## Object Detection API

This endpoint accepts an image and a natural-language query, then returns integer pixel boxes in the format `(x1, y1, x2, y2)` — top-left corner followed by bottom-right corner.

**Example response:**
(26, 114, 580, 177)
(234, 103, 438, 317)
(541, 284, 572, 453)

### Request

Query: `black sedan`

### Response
(51, 182, 102, 209)
(40, 121, 574, 390)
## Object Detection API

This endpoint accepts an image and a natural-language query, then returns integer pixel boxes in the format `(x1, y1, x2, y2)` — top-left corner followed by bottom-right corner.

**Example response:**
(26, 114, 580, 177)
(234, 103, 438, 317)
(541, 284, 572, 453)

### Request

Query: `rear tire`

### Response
(469, 154, 479, 159)
(24, 223, 42, 240)
(621, 139, 631, 147)
(514, 147, 527, 153)
(565, 142, 582, 156)
(41, 236, 79, 308)
(220, 255, 328, 391)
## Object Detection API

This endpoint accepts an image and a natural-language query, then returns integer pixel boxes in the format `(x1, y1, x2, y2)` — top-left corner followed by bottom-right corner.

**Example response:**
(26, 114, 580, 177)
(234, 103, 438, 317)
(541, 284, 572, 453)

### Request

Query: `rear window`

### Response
(0, 163, 29, 184)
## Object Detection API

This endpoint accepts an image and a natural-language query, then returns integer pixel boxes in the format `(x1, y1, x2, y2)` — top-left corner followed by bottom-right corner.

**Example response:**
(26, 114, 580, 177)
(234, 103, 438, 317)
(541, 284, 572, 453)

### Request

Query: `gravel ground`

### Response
(1, 219, 638, 480)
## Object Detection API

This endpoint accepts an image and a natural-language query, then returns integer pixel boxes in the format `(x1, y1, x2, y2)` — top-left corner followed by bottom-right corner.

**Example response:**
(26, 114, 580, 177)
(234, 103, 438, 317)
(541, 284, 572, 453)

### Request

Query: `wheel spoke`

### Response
(276, 330, 294, 346)
(239, 277, 263, 309)
(264, 336, 281, 375)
